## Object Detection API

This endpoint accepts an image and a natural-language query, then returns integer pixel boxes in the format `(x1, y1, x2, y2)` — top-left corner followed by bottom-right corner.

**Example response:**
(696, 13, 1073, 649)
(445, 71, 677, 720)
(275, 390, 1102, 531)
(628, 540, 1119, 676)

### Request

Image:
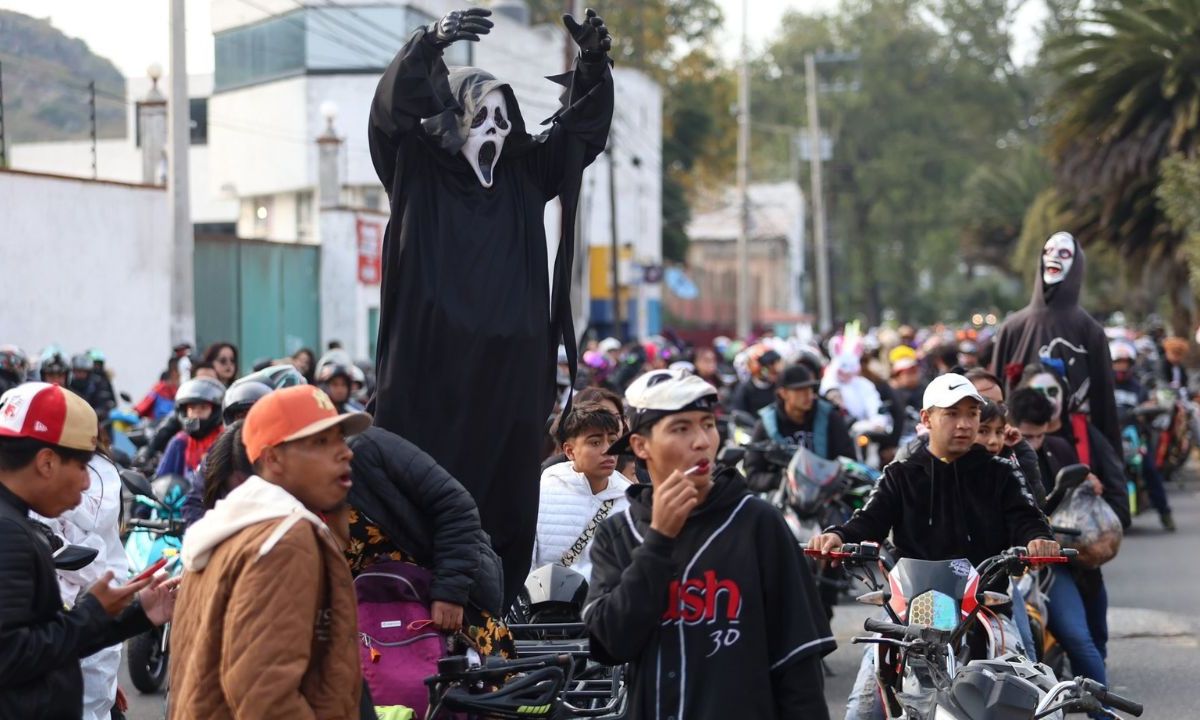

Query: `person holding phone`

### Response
(0, 383, 178, 719)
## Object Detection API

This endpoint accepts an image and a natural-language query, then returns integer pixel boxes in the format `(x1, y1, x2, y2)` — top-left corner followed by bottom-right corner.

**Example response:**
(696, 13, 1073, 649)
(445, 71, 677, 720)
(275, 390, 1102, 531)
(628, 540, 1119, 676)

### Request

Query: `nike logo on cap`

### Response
(947, 383, 967, 391)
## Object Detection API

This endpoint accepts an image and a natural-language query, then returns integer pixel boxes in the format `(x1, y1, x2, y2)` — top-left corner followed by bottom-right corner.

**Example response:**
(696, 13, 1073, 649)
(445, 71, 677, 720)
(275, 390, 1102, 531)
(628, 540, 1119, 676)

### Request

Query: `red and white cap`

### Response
(0, 382, 98, 451)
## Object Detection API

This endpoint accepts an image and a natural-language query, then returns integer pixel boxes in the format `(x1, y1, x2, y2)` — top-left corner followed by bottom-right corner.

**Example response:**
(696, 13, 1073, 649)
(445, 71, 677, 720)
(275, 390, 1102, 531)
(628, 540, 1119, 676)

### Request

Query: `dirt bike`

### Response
(805, 543, 1144, 719)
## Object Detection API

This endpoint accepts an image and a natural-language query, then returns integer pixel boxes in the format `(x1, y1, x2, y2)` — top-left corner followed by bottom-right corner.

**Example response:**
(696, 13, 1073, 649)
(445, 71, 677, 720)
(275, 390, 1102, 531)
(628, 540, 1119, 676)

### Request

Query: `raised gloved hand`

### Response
(562, 8, 612, 62)
(427, 7, 494, 49)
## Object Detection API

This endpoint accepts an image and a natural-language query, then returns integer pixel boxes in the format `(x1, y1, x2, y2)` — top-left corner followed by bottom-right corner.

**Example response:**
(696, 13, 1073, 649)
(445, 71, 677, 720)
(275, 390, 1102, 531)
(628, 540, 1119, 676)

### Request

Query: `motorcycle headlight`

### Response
(909, 591, 958, 632)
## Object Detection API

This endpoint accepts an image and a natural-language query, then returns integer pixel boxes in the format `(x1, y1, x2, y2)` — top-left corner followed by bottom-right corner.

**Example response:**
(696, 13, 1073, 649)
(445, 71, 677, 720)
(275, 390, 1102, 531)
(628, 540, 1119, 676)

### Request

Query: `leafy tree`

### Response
(1043, 0, 1200, 326)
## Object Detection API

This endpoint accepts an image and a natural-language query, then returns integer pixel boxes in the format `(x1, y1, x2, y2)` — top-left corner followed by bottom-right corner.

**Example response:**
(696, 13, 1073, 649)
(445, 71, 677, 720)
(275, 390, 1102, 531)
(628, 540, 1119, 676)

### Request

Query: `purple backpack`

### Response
(355, 561, 446, 714)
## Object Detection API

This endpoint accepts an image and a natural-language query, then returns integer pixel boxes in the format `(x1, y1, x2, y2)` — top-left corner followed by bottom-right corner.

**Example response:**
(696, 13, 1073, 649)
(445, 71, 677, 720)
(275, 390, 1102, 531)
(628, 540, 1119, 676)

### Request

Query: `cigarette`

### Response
(684, 460, 711, 476)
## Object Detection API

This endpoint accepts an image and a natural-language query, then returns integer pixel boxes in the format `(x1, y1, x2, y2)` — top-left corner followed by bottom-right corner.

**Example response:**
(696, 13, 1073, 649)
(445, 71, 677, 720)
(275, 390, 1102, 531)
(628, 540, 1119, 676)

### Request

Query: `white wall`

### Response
(10, 140, 237, 225)
(0, 170, 172, 398)
(317, 208, 385, 360)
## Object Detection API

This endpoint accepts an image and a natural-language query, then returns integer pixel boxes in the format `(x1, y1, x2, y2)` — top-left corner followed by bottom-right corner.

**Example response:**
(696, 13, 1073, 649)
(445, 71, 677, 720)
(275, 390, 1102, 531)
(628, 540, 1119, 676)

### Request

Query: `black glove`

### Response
(562, 8, 612, 62)
(427, 7, 494, 49)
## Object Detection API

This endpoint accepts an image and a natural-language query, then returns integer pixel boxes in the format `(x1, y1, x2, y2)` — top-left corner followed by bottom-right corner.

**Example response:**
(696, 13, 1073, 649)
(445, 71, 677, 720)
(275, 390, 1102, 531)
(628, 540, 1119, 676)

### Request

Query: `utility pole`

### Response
(0, 62, 7, 168)
(805, 52, 832, 334)
(607, 133, 622, 341)
(88, 81, 97, 178)
(168, 0, 195, 347)
(735, 0, 751, 340)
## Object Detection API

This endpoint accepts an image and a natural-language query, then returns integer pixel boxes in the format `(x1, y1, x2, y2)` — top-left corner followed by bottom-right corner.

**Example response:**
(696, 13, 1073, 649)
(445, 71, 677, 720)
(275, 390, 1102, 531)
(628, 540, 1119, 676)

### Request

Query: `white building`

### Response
(10, 0, 663, 367)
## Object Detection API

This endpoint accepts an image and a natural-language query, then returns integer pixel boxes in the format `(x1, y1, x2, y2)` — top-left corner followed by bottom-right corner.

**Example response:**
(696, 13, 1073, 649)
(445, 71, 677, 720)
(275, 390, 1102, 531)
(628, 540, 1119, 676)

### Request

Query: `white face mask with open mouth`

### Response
(461, 89, 511, 188)
(1042, 232, 1076, 286)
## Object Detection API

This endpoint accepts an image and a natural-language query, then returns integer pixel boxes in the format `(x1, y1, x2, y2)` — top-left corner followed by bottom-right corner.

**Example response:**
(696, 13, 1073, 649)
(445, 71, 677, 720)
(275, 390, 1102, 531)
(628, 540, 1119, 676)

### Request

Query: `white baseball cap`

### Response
(922, 372, 985, 411)
(598, 337, 622, 353)
(606, 369, 719, 454)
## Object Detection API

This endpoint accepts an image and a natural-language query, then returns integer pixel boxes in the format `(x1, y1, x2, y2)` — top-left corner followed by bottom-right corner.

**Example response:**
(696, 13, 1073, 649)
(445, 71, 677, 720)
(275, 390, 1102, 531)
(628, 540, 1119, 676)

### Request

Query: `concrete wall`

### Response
(0, 170, 172, 398)
(318, 207, 385, 361)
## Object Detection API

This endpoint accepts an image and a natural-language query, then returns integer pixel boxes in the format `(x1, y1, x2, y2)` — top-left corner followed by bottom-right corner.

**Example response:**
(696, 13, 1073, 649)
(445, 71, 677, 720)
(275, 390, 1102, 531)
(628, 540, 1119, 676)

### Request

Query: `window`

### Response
(189, 97, 208, 145)
(296, 191, 314, 240)
(214, 6, 470, 92)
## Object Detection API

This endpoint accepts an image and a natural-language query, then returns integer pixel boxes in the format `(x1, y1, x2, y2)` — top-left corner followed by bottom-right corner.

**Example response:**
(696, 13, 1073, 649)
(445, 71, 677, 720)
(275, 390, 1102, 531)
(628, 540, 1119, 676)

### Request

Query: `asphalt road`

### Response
(124, 479, 1200, 720)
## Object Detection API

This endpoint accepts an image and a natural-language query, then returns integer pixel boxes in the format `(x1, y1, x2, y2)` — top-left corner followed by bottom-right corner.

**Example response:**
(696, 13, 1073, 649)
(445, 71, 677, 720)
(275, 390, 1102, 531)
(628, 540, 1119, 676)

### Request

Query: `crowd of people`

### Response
(0, 308, 1188, 718)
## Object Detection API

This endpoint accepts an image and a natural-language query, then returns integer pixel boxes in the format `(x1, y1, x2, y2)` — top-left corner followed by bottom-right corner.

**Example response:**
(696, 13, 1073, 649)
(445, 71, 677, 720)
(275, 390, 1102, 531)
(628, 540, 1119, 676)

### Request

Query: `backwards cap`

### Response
(606, 369, 718, 455)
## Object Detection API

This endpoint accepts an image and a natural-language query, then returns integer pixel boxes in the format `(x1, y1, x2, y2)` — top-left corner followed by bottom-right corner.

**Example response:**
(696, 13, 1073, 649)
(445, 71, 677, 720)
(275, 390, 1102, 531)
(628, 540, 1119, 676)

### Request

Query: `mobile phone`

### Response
(131, 557, 169, 583)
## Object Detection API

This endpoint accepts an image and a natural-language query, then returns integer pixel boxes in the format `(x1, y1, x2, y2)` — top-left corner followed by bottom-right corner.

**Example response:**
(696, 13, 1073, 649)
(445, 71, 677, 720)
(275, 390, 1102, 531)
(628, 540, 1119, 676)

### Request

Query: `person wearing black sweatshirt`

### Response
(810, 373, 1056, 719)
(584, 369, 834, 720)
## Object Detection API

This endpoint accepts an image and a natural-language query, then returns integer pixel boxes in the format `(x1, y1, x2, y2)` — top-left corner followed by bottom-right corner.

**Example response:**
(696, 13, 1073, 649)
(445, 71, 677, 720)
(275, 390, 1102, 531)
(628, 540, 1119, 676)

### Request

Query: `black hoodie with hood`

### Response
(990, 237, 1121, 450)
(830, 444, 1052, 569)
(367, 27, 613, 604)
(584, 470, 835, 720)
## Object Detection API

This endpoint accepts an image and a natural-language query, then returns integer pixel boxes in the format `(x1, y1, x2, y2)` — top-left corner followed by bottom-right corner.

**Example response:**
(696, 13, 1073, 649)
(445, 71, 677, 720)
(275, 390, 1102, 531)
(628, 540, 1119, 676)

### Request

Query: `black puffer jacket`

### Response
(0, 483, 152, 719)
(348, 427, 504, 614)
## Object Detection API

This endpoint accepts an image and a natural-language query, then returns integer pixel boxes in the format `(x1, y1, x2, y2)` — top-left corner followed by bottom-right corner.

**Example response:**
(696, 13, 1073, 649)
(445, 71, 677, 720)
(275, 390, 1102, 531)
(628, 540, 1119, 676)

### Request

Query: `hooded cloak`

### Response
(367, 27, 613, 604)
(990, 239, 1121, 449)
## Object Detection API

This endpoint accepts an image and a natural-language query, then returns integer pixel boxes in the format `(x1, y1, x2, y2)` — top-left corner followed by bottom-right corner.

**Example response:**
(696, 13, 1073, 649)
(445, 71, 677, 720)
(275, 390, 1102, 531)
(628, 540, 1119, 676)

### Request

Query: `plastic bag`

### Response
(1050, 486, 1123, 568)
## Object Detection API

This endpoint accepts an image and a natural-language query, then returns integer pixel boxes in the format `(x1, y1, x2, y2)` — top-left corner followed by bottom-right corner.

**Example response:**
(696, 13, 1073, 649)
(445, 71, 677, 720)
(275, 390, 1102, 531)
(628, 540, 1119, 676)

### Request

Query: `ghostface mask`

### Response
(461, 89, 511, 188)
(1042, 232, 1076, 286)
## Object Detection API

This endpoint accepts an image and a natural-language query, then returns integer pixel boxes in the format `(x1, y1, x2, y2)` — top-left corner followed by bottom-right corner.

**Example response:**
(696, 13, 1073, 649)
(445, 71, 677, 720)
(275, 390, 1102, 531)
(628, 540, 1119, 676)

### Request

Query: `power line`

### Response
(227, 0, 387, 61)
(320, 0, 414, 49)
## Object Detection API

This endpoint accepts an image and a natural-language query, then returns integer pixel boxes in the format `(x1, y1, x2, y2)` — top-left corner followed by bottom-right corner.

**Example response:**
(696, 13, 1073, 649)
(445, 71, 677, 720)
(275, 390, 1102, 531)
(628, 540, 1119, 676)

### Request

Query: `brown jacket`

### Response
(168, 478, 362, 719)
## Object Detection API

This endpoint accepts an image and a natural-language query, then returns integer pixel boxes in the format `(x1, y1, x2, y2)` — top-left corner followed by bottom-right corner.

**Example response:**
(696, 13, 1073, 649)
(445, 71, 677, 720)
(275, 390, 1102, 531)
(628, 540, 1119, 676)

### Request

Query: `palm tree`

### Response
(1045, 0, 1200, 327)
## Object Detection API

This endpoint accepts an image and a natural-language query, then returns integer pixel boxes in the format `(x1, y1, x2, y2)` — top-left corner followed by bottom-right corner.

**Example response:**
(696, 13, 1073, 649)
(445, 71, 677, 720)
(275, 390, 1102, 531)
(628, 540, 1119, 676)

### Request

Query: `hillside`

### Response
(0, 9, 126, 143)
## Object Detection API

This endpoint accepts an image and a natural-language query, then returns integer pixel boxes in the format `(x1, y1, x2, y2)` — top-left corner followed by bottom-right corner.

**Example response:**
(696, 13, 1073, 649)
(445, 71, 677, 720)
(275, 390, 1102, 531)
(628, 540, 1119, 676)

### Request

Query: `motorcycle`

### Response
(488, 565, 625, 719)
(1150, 387, 1195, 478)
(120, 470, 189, 694)
(806, 542, 1114, 719)
(746, 442, 880, 542)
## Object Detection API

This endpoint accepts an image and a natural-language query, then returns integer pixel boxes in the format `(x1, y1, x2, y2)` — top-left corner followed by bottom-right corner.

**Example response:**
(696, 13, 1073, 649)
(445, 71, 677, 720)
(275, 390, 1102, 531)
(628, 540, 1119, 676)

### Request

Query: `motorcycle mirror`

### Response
(53, 543, 100, 571)
(119, 391, 133, 403)
(855, 590, 885, 606)
(718, 447, 746, 466)
(1054, 463, 1089, 491)
(981, 591, 1012, 608)
(120, 469, 159, 502)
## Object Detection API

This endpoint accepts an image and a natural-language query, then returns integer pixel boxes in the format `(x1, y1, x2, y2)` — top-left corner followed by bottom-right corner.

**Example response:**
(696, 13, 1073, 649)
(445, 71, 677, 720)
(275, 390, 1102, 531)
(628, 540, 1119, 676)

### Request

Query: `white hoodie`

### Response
(533, 462, 632, 582)
(182, 475, 331, 572)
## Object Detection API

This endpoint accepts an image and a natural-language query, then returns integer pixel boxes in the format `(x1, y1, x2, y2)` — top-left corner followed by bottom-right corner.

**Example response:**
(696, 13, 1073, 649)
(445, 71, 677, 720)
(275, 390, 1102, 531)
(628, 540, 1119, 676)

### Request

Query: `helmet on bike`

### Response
(433, 662, 566, 719)
(348, 364, 365, 388)
(509, 565, 589, 626)
(0, 345, 29, 381)
(40, 353, 69, 379)
(315, 349, 353, 377)
(176, 377, 226, 439)
(236, 363, 307, 390)
(1109, 340, 1137, 363)
(70, 353, 93, 372)
(316, 362, 353, 385)
(222, 381, 272, 425)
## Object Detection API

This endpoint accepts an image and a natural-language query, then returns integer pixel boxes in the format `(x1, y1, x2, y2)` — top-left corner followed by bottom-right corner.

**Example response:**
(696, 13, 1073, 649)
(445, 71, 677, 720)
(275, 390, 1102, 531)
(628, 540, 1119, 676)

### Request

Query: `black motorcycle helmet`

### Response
(222, 380, 272, 425)
(70, 353, 93, 373)
(175, 377, 226, 439)
(508, 565, 590, 626)
(39, 353, 70, 383)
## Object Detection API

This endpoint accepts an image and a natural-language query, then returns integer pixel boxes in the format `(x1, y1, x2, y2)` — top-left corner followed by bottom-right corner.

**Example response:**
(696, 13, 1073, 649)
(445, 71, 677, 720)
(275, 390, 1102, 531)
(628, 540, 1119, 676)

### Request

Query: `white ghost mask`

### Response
(461, 89, 511, 188)
(1042, 232, 1076, 286)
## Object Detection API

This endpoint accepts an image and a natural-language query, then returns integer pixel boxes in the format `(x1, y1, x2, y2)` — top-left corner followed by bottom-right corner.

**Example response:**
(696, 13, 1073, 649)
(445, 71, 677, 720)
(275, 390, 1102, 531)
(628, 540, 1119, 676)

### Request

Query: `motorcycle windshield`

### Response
(908, 591, 958, 631)
(786, 446, 842, 513)
(891, 558, 973, 620)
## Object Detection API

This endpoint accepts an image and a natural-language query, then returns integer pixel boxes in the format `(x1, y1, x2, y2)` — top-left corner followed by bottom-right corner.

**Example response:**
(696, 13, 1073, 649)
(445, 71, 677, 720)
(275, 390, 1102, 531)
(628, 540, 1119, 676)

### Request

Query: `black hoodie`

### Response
(831, 444, 1052, 568)
(584, 470, 835, 720)
(990, 238, 1121, 450)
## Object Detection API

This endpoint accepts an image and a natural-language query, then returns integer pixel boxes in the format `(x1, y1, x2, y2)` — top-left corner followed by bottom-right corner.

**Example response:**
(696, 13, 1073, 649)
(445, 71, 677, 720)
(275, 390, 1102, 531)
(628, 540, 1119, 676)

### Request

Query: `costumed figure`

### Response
(820, 324, 891, 433)
(991, 232, 1121, 448)
(368, 7, 614, 604)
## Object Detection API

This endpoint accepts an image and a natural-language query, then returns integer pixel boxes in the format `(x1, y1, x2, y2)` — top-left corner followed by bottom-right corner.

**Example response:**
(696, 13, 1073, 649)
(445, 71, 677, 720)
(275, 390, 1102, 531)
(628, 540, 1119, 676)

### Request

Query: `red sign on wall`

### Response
(357, 218, 384, 285)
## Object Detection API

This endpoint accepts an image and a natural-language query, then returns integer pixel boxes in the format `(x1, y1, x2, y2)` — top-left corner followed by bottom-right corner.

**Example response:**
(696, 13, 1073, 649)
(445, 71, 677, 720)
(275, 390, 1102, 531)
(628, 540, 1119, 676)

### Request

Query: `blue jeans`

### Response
(1009, 579, 1037, 656)
(1142, 446, 1172, 515)
(1046, 565, 1107, 684)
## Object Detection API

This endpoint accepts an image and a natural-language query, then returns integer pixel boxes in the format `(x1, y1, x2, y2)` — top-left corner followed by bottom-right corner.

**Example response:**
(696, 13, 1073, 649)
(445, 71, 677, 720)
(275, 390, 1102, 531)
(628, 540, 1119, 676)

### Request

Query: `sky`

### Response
(1, 0, 1047, 80)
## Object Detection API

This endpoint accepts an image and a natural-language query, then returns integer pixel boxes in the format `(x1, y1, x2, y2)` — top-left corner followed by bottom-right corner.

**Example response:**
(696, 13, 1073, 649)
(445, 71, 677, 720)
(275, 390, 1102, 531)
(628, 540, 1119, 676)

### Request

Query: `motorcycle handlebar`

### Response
(863, 617, 909, 636)
(434, 652, 574, 682)
(803, 542, 881, 563)
(126, 518, 170, 532)
(1080, 679, 1143, 717)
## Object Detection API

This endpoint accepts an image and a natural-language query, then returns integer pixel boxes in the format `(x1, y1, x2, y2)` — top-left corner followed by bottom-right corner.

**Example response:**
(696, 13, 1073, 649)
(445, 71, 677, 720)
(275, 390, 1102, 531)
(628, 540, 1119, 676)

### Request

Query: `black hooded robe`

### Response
(367, 28, 613, 605)
(990, 241, 1121, 450)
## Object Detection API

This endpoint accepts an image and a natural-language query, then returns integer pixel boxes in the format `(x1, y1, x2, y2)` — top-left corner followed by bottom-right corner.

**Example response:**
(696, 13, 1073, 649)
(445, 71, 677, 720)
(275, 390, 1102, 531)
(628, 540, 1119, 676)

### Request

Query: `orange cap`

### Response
(242, 385, 371, 463)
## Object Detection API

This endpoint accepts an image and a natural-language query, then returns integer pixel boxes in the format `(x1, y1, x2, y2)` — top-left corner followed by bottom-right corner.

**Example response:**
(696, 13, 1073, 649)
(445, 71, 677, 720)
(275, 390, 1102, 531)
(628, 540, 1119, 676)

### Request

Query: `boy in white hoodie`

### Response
(533, 402, 631, 582)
